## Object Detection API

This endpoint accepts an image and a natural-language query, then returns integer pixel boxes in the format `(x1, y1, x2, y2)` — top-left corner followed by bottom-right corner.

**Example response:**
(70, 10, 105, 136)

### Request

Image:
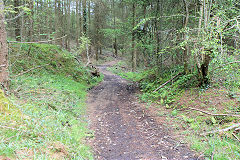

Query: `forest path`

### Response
(86, 61, 199, 160)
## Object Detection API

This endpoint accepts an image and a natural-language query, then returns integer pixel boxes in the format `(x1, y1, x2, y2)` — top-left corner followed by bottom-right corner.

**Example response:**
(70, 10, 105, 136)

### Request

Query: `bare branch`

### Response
(8, 35, 67, 44)
(11, 64, 50, 78)
(189, 107, 240, 118)
(202, 123, 240, 135)
(153, 72, 183, 92)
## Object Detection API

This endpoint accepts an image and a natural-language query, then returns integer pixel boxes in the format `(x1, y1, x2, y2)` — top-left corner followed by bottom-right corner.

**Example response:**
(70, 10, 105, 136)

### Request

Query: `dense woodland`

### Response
(0, 0, 240, 159)
(1, 0, 240, 87)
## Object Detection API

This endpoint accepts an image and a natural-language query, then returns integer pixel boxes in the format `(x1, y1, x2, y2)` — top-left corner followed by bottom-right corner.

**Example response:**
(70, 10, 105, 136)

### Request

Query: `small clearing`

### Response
(87, 61, 200, 160)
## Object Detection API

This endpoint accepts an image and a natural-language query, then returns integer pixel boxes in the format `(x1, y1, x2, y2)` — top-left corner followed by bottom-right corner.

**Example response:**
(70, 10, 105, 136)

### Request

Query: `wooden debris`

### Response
(153, 72, 183, 92)
(232, 133, 240, 142)
(11, 64, 50, 78)
(189, 107, 240, 118)
(202, 123, 240, 135)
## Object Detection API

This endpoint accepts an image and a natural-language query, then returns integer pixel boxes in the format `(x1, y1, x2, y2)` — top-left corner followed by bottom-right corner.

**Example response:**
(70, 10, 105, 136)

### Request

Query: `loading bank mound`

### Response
(87, 62, 200, 160)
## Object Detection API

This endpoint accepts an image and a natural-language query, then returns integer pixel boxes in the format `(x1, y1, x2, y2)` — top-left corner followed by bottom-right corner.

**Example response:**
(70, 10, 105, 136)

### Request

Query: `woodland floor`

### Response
(86, 61, 201, 160)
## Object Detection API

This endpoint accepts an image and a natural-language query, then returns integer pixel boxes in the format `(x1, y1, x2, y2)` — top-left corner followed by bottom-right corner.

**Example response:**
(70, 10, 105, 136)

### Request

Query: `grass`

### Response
(0, 43, 103, 159)
(107, 61, 146, 82)
(108, 60, 189, 104)
(169, 88, 240, 160)
(109, 60, 240, 160)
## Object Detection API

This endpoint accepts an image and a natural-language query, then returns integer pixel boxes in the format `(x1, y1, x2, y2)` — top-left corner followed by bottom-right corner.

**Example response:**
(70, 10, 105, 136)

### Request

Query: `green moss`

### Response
(0, 90, 23, 122)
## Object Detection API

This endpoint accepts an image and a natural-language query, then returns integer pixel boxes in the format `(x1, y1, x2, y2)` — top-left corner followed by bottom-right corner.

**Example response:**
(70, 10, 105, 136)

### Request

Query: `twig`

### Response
(202, 123, 240, 135)
(189, 107, 240, 117)
(211, 152, 214, 160)
(235, 127, 240, 131)
(153, 72, 183, 92)
(8, 35, 67, 44)
(232, 133, 240, 142)
(74, 57, 81, 64)
(11, 64, 50, 78)
(0, 125, 25, 132)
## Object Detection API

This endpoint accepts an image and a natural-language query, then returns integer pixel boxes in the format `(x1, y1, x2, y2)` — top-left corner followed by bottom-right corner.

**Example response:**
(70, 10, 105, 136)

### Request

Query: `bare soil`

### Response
(87, 61, 199, 160)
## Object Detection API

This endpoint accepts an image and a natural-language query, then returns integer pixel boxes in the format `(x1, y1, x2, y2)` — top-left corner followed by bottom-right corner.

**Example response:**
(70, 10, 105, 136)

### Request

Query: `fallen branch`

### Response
(153, 72, 183, 92)
(0, 125, 24, 132)
(202, 123, 240, 135)
(189, 107, 240, 117)
(74, 57, 81, 64)
(232, 133, 240, 142)
(235, 127, 240, 131)
(8, 35, 67, 44)
(11, 64, 50, 78)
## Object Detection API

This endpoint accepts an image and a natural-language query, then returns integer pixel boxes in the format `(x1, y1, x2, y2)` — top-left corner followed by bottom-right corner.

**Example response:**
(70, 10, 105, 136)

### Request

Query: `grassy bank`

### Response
(0, 43, 102, 159)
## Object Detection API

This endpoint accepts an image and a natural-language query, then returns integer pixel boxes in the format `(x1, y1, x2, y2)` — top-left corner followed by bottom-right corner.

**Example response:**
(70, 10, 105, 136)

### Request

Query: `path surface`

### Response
(87, 61, 199, 160)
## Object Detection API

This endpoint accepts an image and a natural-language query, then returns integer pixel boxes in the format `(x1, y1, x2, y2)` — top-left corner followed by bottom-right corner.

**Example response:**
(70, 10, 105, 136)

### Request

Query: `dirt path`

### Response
(87, 61, 199, 160)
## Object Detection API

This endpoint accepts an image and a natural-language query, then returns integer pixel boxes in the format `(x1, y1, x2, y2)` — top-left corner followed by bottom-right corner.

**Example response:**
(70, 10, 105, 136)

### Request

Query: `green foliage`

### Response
(102, 28, 122, 38)
(0, 43, 103, 159)
(187, 129, 240, 160)
(210, 53, 240, 92)
(108, 61, 148, 82)
(139, 72, 196, 105)
(0, 74, 94, 159)
(9, 43, 100, 84)
(75, 36, 91, 56)
(109, 62, 196, 105)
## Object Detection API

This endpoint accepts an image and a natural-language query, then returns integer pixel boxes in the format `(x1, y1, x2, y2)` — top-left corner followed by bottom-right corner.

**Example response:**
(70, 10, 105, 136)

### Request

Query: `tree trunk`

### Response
(88, 0, 92, 55)
(0, 0, 9, 88)
(132, 3, 137, 71)
(66, 0, 71, 51)
(55, 0, 63, 46)
(28, 0, 34, 41)
(76, 0, 80, 47)
(95, 46, 99, 61)
(155, 0, 162, 73)
(14, 0, 21, 41)
(83, 0, 87, 35)
(113, 0, 118, 57)
(200, 53, 211, 85)
(196, 0, 212, 86)
(94, 0, 101, 61)
(183, 0, 189, 74)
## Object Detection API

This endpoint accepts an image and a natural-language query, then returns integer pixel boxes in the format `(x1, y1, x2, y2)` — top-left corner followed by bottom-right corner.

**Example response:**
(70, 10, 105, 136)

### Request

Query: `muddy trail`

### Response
(87, 62, 199, 160)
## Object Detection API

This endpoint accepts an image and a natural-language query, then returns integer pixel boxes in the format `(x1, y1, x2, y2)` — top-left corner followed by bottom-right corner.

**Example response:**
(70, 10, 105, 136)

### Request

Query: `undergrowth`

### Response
(0, 43, 103, 159)
(109, 61, 196, 105)
(109, 60, 240, 160)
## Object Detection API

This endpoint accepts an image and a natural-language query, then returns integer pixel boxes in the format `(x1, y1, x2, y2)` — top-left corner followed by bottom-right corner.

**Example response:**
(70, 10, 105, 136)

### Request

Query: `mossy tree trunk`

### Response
(196, 0, 212, 86)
